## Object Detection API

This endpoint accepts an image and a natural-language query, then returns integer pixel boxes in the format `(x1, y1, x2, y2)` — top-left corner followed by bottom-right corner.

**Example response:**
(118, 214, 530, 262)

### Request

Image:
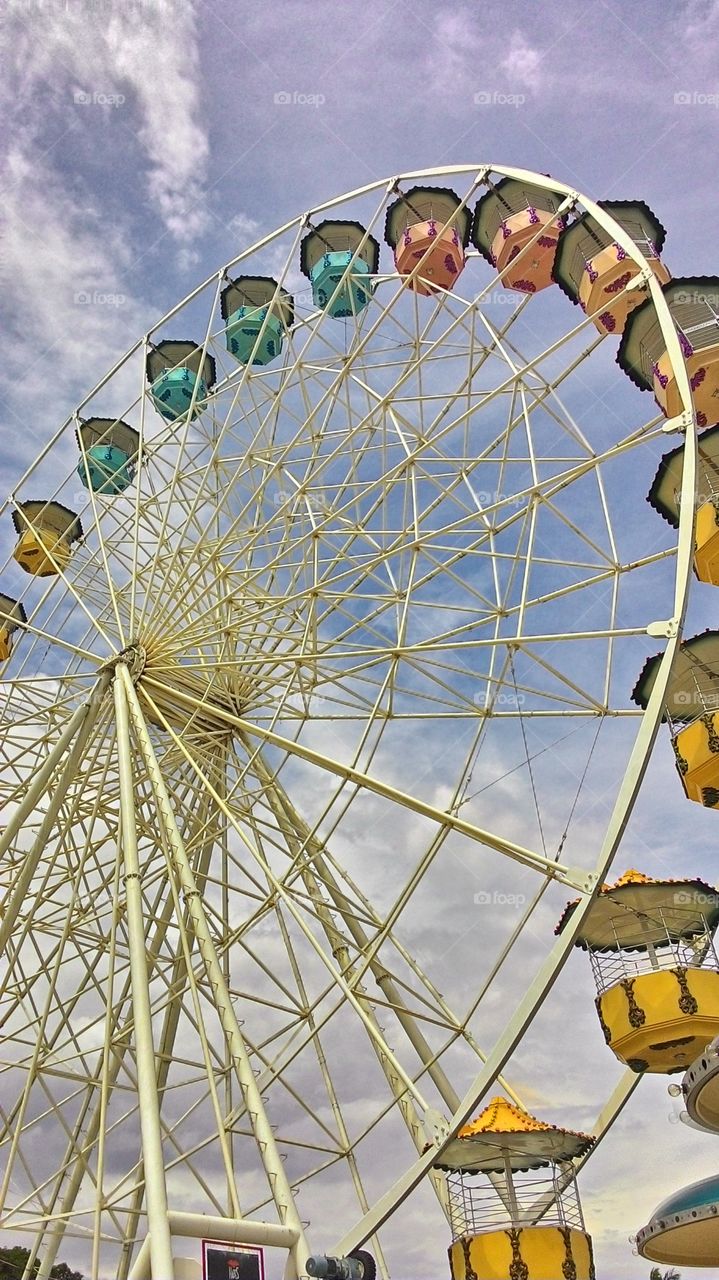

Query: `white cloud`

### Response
(0, 142, 148, 502)
(104, 3, 211, 243)
(422, 6, 485, 93)
(1, 0, 210, 245)
(226, 211, 262, 244)
(678, 0, 719, 50)
(500, 29, 548, 91)
(0, 0, 214, 489)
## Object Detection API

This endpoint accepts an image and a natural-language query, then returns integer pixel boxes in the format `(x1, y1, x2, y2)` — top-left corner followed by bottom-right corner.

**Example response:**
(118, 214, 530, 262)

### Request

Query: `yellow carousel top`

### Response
(458, 1095, 553, 1139)
(434, 1096, 593, 1174)
(556, 868, 719, 952)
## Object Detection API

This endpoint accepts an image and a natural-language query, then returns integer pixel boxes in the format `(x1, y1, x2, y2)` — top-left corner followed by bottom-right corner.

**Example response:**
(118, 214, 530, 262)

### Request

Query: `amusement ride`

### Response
(2, 164, 719, 1278)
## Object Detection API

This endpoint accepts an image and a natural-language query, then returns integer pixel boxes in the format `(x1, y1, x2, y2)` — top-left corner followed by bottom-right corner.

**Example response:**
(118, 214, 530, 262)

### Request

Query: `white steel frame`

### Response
(0, 165, 698, 1280)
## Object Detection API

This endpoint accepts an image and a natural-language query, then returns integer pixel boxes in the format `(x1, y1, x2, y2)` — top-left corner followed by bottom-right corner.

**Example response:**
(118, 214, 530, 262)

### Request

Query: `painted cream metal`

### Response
(0, 166, 699, 1280)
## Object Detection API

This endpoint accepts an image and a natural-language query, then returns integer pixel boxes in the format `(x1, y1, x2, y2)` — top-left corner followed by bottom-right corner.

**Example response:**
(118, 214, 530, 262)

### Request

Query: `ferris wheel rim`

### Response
(0, 162, 703, 1280)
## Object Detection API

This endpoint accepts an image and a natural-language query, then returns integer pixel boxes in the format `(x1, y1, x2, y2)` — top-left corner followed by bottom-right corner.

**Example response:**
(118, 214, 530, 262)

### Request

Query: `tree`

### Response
(0, 1248, 84, 1280)
(649, 1269, 680, 1280)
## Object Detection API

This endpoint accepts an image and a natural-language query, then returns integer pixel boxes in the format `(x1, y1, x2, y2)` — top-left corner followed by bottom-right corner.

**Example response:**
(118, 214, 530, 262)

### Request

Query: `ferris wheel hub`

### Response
(102, 642, 146, 680)
(135, 638, 247, 738)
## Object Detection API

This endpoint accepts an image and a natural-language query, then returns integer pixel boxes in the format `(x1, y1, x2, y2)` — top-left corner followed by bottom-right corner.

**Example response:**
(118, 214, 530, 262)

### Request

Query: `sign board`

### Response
(201, 1240, 265, 1280)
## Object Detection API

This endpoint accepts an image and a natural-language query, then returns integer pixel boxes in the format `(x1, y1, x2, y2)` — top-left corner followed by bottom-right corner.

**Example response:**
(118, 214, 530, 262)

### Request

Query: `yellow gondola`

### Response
(646, 422, 719, 584)
(0, 593, 26, 662)
(434, 1096, 596, 1280)
(12, 502, 83, 577)
(556, 869, 719, 1073)
(632, 630, 719, 806)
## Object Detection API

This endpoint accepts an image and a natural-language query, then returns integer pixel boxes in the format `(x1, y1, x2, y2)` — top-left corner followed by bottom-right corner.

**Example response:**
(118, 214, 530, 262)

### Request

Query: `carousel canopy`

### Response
(552, 200, 666, 304)
(11, 501, 83, 544)
(0, 593, 27, 631)
(299, 221, 380, 278)
(618, 277, 719, 392)
(433, 1095, 593, 1174)
(556, 869, 719, 951)
(384, 186, 471, 250)
(647, 422, 719, 526)
(632, 630, 719, 724)
(145, 340, 216, 389)
(76, 417, 140, 460)
(471, 177, 566, 264)
(220, 275, 294, 328)
(637, 1173, 719, 1266)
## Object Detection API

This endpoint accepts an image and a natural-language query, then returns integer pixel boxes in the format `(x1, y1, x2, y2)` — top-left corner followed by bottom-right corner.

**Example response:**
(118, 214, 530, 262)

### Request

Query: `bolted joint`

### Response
(646, 618, 679, 639)
(625, 267, 655, 291)
(662, 410, 693, 435)
(424, 1106, 450, 1148)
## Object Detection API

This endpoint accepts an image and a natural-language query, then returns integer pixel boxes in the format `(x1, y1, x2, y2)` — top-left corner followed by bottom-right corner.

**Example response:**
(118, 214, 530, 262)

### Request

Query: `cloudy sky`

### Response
(3, 0, 719, 1278)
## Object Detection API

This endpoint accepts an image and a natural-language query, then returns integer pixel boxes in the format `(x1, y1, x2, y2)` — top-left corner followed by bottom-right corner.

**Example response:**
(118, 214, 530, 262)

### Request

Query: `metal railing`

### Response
(589, 915, 719, 995)
(447, 1165, 585, 1241)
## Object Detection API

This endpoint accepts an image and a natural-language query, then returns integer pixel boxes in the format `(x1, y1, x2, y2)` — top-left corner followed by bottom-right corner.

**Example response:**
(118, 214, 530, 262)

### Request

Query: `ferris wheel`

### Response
(0, 163, 715, 1280)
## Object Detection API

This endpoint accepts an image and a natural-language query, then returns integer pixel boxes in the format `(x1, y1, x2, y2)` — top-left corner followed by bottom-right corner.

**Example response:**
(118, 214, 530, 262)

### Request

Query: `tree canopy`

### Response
(0, 1248, 84, 1280)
